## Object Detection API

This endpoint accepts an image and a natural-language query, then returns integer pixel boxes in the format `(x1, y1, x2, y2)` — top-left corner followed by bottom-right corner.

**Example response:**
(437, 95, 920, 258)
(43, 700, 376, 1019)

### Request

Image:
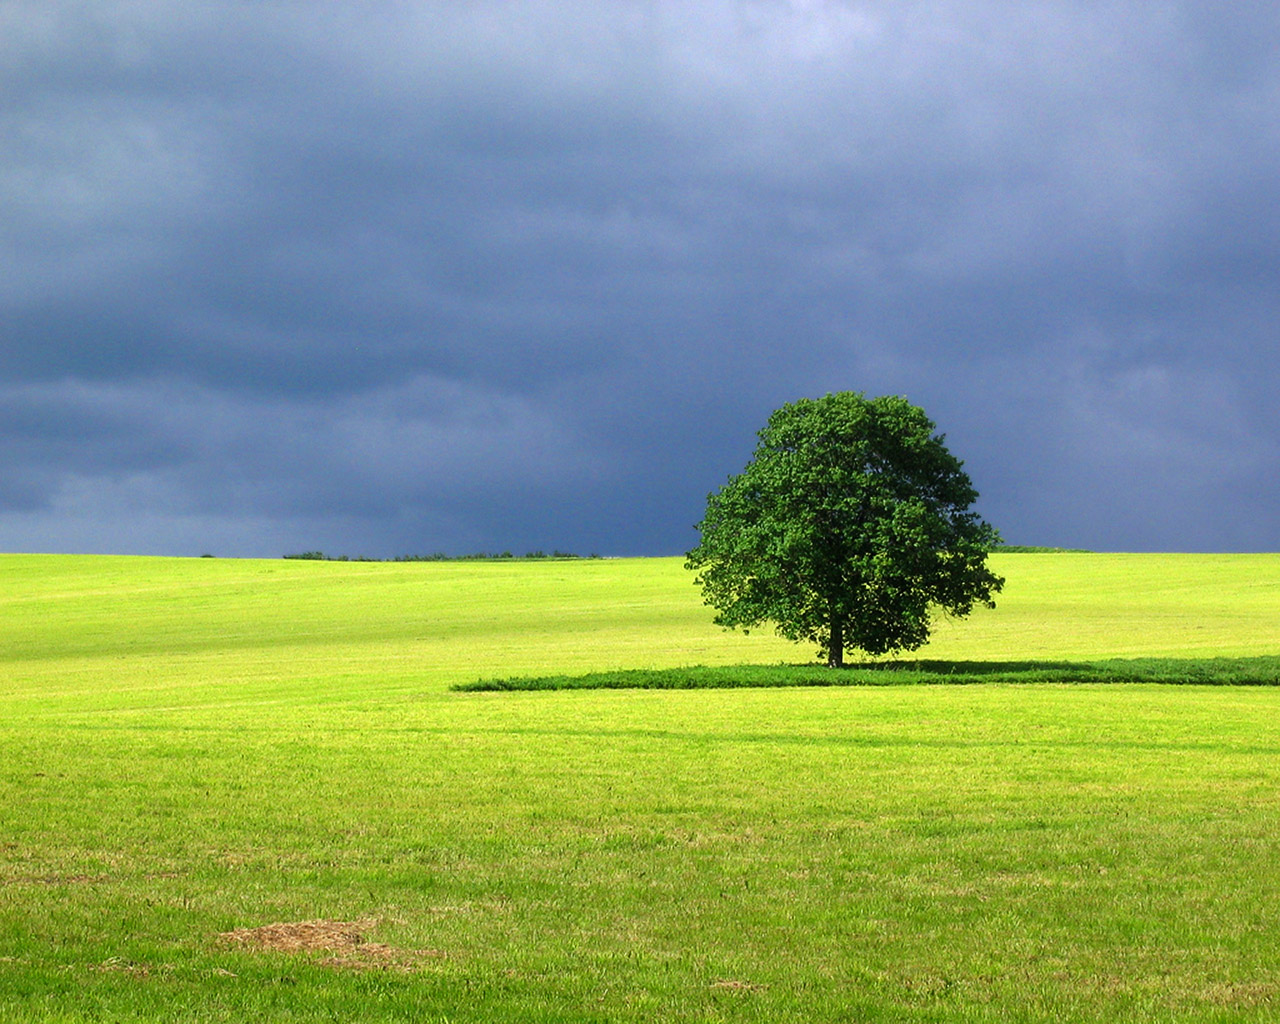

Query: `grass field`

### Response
(2, 552, 1279, 1021)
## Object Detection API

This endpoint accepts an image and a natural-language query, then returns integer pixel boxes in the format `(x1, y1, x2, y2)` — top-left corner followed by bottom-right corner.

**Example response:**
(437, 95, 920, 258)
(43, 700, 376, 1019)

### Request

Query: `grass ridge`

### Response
(456, 655, 1280, 691)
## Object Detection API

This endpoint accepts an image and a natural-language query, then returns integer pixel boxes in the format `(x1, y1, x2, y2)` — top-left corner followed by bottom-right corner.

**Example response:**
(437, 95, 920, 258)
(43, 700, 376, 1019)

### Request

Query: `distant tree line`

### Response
(990, 545, 1093, 553)
(282, 550, 602, 562)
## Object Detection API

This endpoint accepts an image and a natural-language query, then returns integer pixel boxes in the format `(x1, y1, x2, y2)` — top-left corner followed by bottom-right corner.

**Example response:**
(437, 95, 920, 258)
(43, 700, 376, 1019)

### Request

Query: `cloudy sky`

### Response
(3, 1, 1278, 557)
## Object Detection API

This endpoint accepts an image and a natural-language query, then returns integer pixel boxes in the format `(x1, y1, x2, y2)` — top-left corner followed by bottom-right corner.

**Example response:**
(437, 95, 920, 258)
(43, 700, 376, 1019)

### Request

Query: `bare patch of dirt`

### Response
(2, 873, 111, 887)
(90, 957, 173, 978)
(217, 919, 445, 972)
(219, 918, 377, 953)
(710, 978, 768, 992)
(1200, 981, 1279, 1008)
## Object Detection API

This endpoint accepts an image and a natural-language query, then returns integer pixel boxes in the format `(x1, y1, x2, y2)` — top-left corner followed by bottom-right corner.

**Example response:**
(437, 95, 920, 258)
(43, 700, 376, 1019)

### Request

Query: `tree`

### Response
(685, 392, 1004, 667)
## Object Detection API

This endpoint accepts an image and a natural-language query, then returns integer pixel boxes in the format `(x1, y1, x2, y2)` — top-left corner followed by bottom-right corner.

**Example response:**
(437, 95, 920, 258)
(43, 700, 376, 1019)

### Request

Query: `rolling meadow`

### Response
(2, 551, 1279, 1022)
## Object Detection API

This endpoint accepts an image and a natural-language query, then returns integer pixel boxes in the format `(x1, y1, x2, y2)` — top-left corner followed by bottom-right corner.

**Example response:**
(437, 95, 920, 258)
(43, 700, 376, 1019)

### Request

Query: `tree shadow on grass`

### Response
(846, 659, 1089, 675)
(830, 656, 1280, 685)
(456, 656, 1280, 691)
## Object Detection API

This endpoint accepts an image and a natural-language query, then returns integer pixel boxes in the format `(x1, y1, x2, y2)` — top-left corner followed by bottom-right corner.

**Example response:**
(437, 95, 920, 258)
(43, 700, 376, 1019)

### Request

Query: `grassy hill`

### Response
(2, 552, 1279, 1021)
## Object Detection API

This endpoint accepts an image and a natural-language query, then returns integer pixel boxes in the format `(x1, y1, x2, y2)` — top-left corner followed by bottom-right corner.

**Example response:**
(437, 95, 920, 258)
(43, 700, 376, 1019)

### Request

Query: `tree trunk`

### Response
(827, 613, 844, 668)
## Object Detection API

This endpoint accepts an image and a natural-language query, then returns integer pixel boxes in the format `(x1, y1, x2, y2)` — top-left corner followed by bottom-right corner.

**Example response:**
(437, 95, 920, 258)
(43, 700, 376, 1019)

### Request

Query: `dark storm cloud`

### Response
(2, 1, 1278, 555)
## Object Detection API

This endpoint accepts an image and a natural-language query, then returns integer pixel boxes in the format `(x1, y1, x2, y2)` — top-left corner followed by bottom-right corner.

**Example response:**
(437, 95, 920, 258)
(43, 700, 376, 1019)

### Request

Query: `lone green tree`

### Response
(685, 392, 1004, 667)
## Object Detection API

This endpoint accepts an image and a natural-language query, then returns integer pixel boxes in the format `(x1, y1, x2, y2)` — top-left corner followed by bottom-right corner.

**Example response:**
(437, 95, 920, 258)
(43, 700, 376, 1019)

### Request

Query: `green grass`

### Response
(457, 657, 1280, 691)
(3, 552, 1280, 1022)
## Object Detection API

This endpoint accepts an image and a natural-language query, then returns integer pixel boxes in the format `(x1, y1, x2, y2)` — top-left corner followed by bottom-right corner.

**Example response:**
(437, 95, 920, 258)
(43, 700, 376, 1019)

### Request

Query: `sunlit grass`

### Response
(2, 552, 1279, 1021)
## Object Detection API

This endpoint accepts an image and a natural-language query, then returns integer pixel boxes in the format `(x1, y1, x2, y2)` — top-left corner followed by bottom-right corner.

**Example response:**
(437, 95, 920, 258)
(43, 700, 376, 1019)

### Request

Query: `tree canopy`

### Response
(685, 392, 1004, 666)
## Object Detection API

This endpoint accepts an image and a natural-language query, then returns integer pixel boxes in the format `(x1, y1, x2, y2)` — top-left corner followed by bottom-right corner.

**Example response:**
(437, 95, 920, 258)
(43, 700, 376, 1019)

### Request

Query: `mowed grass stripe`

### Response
(457, 657, 1280, 691)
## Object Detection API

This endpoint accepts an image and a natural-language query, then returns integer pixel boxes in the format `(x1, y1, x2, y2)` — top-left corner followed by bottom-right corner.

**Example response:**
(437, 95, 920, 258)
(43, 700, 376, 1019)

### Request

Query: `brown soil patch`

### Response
(3, 873, 110, 886)
(1201, 981, 1280, 1008)
(217, 919, 445, 971)
(219, 918, 377, 953)
(710, 978, 768, 992)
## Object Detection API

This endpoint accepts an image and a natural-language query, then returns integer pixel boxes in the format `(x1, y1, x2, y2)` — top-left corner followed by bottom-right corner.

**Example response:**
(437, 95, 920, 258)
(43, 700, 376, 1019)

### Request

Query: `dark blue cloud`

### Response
(2, 1, 1278, 555)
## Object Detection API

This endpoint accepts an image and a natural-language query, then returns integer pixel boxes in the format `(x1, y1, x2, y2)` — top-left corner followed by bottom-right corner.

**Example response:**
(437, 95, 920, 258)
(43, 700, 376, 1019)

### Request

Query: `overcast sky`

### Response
(3, 1, 1278, 557)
